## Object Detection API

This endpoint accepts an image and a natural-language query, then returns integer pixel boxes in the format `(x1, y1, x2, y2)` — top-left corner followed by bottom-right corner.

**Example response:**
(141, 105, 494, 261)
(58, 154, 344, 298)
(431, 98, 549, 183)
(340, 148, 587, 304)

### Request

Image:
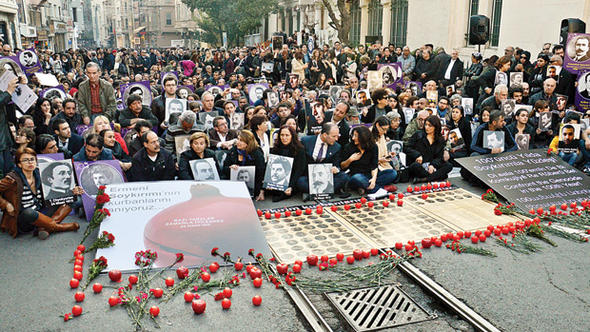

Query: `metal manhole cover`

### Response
(325, 284, 436, 331)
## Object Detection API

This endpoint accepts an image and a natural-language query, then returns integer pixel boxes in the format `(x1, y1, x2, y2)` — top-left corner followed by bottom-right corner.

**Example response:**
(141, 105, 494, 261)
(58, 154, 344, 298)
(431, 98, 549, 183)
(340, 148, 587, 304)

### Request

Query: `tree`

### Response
(321, 0, 352, 45)
(182, 0, 279, 46)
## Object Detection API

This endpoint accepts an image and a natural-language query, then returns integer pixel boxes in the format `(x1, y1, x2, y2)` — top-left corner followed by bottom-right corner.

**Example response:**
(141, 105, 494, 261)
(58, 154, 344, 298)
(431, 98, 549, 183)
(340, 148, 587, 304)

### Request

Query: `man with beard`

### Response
(129, 131, 175, 181)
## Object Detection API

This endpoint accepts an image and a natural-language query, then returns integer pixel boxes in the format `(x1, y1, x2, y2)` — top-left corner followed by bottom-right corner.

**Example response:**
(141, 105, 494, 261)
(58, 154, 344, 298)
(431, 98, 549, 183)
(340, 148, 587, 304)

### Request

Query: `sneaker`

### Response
(383, 185, 397, 192)
(338, 191, 351, 199)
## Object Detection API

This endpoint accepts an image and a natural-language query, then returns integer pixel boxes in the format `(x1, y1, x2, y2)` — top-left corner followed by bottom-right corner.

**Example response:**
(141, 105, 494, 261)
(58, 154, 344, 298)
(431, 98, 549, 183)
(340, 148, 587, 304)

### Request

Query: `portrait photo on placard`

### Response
(567, 34, 590, 62)
(538, 112, 552, 131)
(230, 166, 255, 195)
(510, 72, 524, 88)
(483, 130, 505, 150)
(214, 150, 228, 170)
(247, 83, 268, 104)
(448, 128, 464, 149)
(402, 107, 415, 125)
(38, 159, 76, 206)
(165, 98, 187, 123)
(386, 140, 403, 155)
(515, 133, 530, 150)
(121, 81, 152, 106)
(354, 89, 371, 106)
(230, 112, 245, 131)
(177, 86, 192, 99)
(18, 49, 38, 68)
(495, 71, 508, 86)
(556, 94, 568, 110)
(189, 158, 220, 181)
(577, 72, 590, 99)
(308, 163, 334, 196)
(206, 85, 225, 98)
(199, 111, 218, 130)
(174, 135, 191, 159)
(501, 99, 516, 118)
(37, 153, 64, 166)
(263, 154, 293, 191)
(329, 85, 344, 102)
(41, 86, 66, 100)
(266, 90, 279, 108)
(367, 71, 382, 91)
(0, 57, 24, 76)
(461, 97, 474, 115)
(79, 162, 125, 197)
(261, 62, 274, 73)
(558, 123, 581, 147)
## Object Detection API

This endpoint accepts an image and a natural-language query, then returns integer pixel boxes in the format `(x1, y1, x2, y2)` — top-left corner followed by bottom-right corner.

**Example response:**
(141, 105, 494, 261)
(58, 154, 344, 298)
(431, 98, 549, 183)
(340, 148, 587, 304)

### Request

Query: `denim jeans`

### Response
(558, 151, 578, 166)
(348, 169, 398, 194)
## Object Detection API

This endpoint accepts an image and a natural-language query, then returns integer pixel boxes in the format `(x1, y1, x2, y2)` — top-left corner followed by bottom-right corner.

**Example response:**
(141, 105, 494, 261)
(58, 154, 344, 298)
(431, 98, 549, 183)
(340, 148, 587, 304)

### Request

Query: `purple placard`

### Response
(177, 85, 194, 99)
(17, 48, 42, 76)
(40, 85, 66, 100)
(247, 83, 269, 104)
(120, 80, 152, 106)
(205, 84, 228, 98)
(574, 70, 590, 112)
(74, 160, 126, 221)
(0, 55, 25, 76)
(564, 33, 590, 75)
(377, 63, 403, 88)
(37, 153, 64, 166)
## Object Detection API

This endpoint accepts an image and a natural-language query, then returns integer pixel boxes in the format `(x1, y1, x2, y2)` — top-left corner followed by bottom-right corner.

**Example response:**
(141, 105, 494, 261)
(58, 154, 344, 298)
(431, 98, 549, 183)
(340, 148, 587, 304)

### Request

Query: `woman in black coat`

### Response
(447, 105, 472, 161)
(28, 98, 52, 136)
(361, 88, 391, 124)
(178, 132, 220, 180)
(268, 125, 306, 202)
(405, 115, 452, 182)
(223, 130, 266, 201)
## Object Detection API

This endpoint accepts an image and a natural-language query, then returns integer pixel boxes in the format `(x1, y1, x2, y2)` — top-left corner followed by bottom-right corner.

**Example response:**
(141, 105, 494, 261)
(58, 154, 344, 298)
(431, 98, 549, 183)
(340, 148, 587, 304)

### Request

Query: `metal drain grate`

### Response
(325, 284, 436, 331)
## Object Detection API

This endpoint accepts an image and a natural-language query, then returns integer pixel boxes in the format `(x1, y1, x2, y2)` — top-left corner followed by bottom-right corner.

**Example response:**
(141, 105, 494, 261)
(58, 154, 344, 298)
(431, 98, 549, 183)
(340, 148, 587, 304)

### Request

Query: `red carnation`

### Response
(175, 253, 184, 263)
(211, 247, 219, 256)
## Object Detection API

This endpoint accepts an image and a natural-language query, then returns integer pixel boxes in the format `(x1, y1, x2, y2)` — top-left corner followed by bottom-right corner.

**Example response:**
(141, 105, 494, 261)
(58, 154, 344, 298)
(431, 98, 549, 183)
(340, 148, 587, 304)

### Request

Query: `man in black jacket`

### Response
(150, 75, 178, 134)
(128, 131, 176, 181)
(53, 118, 84, 158)
(326, 102, 351, 147)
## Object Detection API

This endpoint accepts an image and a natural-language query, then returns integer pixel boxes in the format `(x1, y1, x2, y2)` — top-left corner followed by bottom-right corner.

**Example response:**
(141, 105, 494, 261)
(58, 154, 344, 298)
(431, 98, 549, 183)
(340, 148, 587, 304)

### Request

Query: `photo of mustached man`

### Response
(40, 161, 75, 201)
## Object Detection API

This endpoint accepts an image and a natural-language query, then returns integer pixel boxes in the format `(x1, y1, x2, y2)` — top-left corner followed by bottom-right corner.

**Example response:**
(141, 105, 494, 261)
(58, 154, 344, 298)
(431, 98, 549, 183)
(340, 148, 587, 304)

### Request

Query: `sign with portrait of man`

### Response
(354, 89, 371, 106)
(308, 163, 334, 198)
(461, 97, 474, 116)
(17, 48, 42, 76)
(515, 133, 530, 150)
(247, 83, 269, 104)
(509, 72, 524, 88)
(205, 85, 228, 98)
(231, 166, 255, 196)
(448, 129, 465, 149)
(574, 71, 590, 111)
(0, 56, 25, 77)
(402, 107, 415, 125)
(165, 98, 187, 123)
(329, 85, 344, 103)
(564, 33, 590, 74)
(483, 130, 505, 150)
(501, 99, 516, 118)
(230, 112, 244, 131)
(538, 112, 552, 131)
(199, 111, 218, 130)
(366, 70, 382, 91)
(494, 71, 508, 87)
(377, 63, 403, 88)
(307, 102, 326, 135)
(39, 159, 76, 206)
(174, 135, 191, 159)
(266, 90, 279, 108)
(177, 85, 194, 99)
(41, 85, 67, 100)
(189, 158, 220, 181)
(121, 81, 152, 106)
(75, 160, 125, 221)
(263, 154, 293, 191)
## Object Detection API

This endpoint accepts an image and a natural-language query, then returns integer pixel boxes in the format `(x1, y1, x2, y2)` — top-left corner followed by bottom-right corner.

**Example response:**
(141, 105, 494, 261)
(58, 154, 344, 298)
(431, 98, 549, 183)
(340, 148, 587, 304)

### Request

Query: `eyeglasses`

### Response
(19, 158, 36, 164)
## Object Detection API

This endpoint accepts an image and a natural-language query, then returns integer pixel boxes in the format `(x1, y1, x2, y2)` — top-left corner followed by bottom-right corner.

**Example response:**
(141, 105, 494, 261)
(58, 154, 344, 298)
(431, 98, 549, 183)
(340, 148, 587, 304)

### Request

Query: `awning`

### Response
(134, 26, 146, 33)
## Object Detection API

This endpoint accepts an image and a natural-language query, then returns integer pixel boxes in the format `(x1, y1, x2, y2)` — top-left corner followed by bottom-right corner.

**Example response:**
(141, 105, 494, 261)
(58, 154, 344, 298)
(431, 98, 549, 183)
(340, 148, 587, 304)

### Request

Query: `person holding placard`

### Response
(549, 113, 581, 166)
(0, 148, 80, 239)
(506, 108, 535, 148)
(471, 110, 517, 155)
(223, 130, 266, 201)
(178, 132, 219, 180)
(268, 125, 306, 202)
(341, 126, 380, 195)
(447, 105, 472, 161)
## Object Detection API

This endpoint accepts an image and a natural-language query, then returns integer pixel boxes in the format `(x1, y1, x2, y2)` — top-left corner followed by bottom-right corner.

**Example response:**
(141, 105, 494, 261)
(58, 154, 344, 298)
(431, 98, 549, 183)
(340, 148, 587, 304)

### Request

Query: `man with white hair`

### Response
(529, 78, 557, 108)
(164, 110, 204, 158)
(479, 84, 508, 113)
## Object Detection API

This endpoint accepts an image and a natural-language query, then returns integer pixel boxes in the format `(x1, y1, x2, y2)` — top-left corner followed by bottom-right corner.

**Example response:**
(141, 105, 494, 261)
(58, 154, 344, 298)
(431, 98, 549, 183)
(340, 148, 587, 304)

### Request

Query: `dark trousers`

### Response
(408, 161, 452, 182)
(0, 150, 14, 179)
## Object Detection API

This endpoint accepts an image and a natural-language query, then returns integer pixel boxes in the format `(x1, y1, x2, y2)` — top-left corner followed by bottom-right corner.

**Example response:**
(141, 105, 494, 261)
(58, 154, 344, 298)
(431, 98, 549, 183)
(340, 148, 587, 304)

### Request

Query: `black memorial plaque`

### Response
(457, 149, 590, 211)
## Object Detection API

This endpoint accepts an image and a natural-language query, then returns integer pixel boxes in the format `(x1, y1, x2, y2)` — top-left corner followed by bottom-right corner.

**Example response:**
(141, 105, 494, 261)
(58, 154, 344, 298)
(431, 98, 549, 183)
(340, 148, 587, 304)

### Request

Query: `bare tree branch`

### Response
(322, 0, 341, 28)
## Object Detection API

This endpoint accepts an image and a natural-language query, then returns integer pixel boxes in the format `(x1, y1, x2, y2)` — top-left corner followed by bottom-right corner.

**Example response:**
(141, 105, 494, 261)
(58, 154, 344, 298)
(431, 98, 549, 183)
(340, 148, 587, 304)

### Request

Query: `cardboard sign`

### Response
(75, 160, 125, 221)
(39, 159, 76, 207)
(98, 181, 272, 271)
(263, 154, 293, 191)
(456, 149, 590, 211)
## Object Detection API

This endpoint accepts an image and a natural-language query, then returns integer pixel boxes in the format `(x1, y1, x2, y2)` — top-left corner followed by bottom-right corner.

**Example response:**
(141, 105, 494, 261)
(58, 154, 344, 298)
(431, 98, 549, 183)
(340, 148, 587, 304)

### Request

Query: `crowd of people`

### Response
(1, 33, 590, 239)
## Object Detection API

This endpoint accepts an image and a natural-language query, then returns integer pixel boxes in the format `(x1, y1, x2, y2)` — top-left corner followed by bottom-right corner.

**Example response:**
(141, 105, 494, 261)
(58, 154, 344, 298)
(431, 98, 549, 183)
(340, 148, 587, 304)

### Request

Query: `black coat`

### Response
(128, 147, 176, 182)
(270, 147, 306, 189)
(178, 148, 219, 180)
(405, 131, 447, 169)
(222, 146, 266, 196)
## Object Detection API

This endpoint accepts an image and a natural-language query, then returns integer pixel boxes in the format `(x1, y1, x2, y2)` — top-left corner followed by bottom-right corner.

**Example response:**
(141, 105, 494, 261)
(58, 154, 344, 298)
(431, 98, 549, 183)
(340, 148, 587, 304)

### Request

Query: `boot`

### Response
(52, 205, 73, 224)
(33, 212, 79, 234)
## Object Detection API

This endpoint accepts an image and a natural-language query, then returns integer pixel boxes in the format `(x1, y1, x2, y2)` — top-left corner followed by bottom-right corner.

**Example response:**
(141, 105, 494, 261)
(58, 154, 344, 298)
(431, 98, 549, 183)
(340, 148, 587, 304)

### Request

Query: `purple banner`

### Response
(17, 48, 42, 76)
(564, 33, 590, 75)
(40, 85, 66, 100)
(120, 80, 152, 106)
(74, 160, 126, 221)
(377, 62, 403, 89)
(247, 83, 269, 104)
(575, 71, 590, 112)
(0, 55, 25, 76)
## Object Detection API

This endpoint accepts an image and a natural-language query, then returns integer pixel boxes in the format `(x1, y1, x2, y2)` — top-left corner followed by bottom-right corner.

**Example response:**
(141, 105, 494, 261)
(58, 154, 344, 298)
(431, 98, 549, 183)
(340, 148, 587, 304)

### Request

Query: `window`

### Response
(349, 0, 361, 45)
(390, 0, 408, 47)
(490, 0, 502, 47)
(469, 0, 479, 16)
(367, 0, 383, 38)
(166, 13, 172, 26)
(72, 8, 77, 23)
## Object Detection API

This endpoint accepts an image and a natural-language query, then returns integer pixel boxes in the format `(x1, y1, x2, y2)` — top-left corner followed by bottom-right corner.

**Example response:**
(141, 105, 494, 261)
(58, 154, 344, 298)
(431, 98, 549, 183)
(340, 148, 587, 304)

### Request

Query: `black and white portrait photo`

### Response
(367, 71, 382, 91)
(308, 163, 334, 196)
(214, 150, 229, 170)
(329, 85, 344, 103)
(509, 72, 524, 88)
(0, 57, 24, 76)
(19, 50, 38, 67)
(79, 162, 124, 197)
(230, 166, 255, 195)
(495, 71, 508, 86)
(515, 133, 530, 150)
(199, 111, 218, 130)
(230, 112, 244, 131)
(402, 107, 415, 125)
(567, 34, 590, 62)
(461, 97, 474, 115)
(174, 135, 191, 159)
(263, 154, 293, 191)
(42, 87, 67, 100)
(206, 85, 223, 98)
(483, 130, 504, 150)
(577, 72, 590, 99)
(539, 112, 552, 131)
(386, 140, 403, 156)
(122, 82, 152, 106)
(248, 83, 267, 104)
(165, 98, 187, 123)
(177, 86, 191, 99)
(267, 91, 279, 108)
(39, 160, 76, 205)
(189, 158, 220, 181)
(501, 99, 516, 118)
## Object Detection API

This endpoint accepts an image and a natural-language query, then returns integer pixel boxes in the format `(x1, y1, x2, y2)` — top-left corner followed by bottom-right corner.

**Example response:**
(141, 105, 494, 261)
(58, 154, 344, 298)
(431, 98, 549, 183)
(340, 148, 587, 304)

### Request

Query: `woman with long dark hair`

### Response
(447, 105, 472, 161)
(223, 130, 266, 201)
(372, 116, 398, 191)
(268, 125, 306, 202)
(29, 98, 52, 136)
(406, 116, 453, 182)
(340, 126, 379, 195)
(248, 115, 270, 161)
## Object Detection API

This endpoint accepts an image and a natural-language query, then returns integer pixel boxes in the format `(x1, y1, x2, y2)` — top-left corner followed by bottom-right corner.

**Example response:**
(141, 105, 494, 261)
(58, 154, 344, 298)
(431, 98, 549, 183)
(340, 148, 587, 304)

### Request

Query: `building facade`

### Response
(265, 0, 590, 59)
(0, 0, 21, 49)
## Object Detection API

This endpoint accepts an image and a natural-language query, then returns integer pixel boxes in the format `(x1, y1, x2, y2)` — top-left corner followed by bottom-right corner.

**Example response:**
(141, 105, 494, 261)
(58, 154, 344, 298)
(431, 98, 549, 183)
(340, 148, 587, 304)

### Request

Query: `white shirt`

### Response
(259, 133, 270, 162)
(444, 59, 456, 80)
(216, 132, 228, 148)
(312, 136, 327, 162)
(58, 137, 69, 150)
